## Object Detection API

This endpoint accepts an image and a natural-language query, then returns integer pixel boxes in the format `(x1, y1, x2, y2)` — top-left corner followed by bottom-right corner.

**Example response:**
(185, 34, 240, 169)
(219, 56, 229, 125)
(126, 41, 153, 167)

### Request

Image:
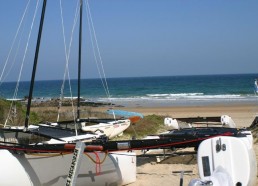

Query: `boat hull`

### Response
(81, 119, 131, 139)
(0, 150, 136, 186)
(197, 136, 257, 186)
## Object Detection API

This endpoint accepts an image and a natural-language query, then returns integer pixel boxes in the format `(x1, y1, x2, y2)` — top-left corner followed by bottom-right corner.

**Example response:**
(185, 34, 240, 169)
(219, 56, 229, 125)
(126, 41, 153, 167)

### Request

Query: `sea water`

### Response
(0, 73, 258, 107)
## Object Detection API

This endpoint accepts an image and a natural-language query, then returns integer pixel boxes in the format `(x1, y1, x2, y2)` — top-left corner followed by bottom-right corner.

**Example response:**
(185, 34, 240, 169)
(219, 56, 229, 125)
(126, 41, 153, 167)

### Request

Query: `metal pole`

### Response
(77, 0, 83, 121)
(25, 0, 47, 129)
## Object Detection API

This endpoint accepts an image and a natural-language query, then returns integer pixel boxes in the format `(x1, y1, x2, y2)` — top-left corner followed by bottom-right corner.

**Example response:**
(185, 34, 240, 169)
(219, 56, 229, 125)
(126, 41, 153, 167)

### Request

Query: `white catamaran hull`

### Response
(0, 150, 136, 186)
(81, 119, 131, 139)
(195, 136, 257, 186)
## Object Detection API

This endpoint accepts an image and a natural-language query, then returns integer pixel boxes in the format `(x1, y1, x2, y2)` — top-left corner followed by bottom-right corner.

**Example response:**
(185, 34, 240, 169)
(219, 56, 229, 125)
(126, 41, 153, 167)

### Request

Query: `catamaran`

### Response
(0, 1, 136, 185)
(1, 1, 256, 186)
(189, 134, 257, 186)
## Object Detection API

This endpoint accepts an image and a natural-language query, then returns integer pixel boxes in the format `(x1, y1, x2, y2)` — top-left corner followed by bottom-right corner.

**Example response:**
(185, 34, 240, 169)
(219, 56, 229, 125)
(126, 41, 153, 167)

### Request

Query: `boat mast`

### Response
(25, 0, 47, 129)
(77, 0, 83, 121)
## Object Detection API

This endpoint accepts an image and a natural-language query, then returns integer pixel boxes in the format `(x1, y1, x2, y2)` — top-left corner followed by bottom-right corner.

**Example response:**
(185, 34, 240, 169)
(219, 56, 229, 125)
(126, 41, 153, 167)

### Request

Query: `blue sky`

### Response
(0, 0, 258, 81)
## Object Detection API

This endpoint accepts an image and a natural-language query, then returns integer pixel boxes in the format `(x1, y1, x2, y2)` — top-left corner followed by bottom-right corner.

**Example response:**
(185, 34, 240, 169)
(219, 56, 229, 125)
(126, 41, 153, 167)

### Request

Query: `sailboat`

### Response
(0, 0, 136, 185)
(3, 1, 256, 186)
(255, 79, 258, 94)
(4, 0, 131, 140)
(34, 0, 131, 140)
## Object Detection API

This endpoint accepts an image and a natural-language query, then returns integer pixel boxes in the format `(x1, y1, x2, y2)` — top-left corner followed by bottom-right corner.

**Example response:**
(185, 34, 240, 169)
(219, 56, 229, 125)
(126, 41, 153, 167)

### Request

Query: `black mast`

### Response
(25, 0, 47, 128)
(77, 0, 83, 121)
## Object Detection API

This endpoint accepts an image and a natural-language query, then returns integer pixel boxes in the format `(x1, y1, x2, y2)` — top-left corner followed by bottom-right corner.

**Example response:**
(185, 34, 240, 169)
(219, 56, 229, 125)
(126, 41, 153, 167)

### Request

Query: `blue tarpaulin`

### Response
(106, 109, 144, 118)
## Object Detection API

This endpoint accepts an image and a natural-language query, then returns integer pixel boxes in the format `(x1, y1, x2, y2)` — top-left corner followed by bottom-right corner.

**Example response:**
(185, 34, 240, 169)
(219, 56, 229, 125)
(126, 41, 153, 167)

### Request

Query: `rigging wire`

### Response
(85, 0, 110, 100)
(58, 0, 79, 122)
(59, 0, 82, 135)
(0, 0, 31, 86)
(58, 0, 117, 123)
(1, 22, 26, 84)
(5, 0, 40, 127)
(85, 0, 116, 119)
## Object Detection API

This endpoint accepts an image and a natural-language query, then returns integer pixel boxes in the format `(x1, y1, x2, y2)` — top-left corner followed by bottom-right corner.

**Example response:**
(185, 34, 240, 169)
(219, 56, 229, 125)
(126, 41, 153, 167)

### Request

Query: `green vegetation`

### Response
(0, 99, 10, 123)
(1, 99, 167, 137)
(31, 107, 168, 139)
(0, 99, 25, 125)
(0, 99, 40, 126)
(1, 98, 257, 142)
(116, 114, 168, 139)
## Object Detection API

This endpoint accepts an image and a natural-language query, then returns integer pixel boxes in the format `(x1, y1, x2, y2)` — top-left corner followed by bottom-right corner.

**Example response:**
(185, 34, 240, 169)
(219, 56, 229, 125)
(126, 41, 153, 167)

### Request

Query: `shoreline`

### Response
(30, 101, 258, 128)
(93, 103, 258, 128)
(108, 98, 258, 108)
(5, 94, 258, 108)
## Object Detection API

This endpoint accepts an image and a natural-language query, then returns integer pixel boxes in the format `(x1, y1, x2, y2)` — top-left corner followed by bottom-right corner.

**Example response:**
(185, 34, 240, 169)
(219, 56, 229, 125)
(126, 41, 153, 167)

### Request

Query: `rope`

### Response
(85, 0, 109, 99)
(58, 0, 81, 130)
(0, 0, 31, 85)
(2, 22, 26, 85)
(4, 0, 40, 127)
(85, 0, 116, 119)
(84, 151, 108, 164)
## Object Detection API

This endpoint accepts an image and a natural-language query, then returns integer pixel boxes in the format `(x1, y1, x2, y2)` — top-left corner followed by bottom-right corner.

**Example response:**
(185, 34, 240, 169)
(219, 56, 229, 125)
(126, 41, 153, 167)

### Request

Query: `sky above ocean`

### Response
(0, 0, 258, 82)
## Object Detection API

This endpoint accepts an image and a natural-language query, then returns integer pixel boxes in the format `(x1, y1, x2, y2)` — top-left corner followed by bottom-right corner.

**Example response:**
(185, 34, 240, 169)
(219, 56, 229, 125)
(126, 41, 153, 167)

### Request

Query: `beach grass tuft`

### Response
(0, 98, 42, 126)
(118, 114, 167, 139)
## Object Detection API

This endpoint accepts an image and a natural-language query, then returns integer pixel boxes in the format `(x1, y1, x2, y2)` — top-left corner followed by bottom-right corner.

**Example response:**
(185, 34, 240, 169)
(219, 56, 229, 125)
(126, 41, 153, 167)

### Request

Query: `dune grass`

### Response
(0, 98, 167, 138)
(1, 98, 257, 141)
(0, 99, 41, 126)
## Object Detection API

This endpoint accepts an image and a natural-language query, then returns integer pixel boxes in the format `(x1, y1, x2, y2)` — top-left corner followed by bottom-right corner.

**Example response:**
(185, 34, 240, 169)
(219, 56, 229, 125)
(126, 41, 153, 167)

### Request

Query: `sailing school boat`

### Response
(0, 0, 136, 185)
(37, 0, 131, 140)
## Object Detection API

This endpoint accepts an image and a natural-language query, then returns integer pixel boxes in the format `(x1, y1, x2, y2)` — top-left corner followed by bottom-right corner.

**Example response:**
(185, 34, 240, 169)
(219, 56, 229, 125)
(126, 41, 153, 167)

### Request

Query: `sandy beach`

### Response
(0, 1, 257, 185)
(31, 102, 258, 185)
(116, 103, 258, 186)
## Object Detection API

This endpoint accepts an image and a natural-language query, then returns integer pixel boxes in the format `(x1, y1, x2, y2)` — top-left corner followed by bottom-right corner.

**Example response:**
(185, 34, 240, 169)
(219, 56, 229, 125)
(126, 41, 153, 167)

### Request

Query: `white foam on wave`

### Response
(146, 93, 244, 100)
(6, 98, 23, 101)
(147, 93, 204, 97)
(96, 93, 258, 107)
(98, 93, 256, 103)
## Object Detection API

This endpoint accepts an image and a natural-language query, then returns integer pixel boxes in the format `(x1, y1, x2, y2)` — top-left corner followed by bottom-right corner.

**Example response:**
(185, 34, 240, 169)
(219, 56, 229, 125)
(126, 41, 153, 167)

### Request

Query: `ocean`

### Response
(0, 73, 258, 107)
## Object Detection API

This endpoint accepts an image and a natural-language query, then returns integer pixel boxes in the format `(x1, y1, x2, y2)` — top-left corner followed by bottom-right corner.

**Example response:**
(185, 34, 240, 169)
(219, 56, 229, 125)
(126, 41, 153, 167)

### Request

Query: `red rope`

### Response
(93, 152, 101, 175)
